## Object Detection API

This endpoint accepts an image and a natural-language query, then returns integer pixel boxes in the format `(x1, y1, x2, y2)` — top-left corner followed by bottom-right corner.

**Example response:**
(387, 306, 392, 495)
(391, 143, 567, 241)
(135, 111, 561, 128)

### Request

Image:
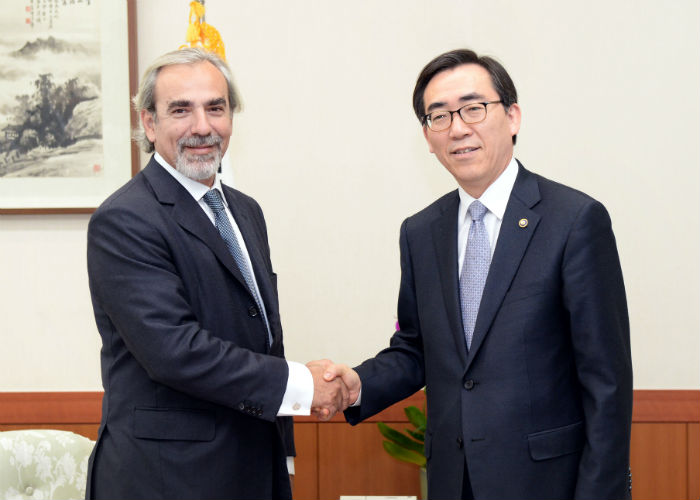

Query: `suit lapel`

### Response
(223, 188, 277, 316)
(465, 163, 541, 371)
(141, 159, 249, 291)
(431, 191, 468, 367)
(223, 188, 281, 349)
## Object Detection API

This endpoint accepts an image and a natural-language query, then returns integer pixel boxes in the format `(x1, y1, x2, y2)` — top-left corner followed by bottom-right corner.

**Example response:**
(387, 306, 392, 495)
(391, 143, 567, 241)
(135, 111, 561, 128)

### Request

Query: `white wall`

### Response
(1, 0, 697, 390)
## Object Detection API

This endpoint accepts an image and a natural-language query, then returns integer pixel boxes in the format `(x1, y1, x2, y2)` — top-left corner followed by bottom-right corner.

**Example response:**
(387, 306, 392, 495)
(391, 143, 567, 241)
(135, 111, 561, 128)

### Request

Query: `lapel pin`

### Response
(518, 218, 528, 228)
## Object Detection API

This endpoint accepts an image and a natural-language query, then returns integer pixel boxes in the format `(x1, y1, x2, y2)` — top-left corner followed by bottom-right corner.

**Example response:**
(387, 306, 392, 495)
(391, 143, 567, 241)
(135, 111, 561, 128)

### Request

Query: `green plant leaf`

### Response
(382, 441, 426, 467)
(405, 406, 427, 431)
(406, 429, 424, 442)
(377, 422, 424, 454)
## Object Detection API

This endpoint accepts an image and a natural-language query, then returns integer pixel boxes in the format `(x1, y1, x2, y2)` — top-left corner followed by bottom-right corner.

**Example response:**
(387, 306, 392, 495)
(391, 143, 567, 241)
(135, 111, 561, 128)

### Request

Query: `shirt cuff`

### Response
(350, 388, 362, 407)
(286, 456, 295, 475)
(278, 361, 313, 415)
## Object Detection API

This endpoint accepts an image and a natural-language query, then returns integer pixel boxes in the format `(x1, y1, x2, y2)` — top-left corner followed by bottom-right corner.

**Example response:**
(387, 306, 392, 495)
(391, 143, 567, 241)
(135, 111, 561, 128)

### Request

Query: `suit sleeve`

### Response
(562, 200, 633, 499)
(346, 218, 426, 423)
(87, 201, 289, 422)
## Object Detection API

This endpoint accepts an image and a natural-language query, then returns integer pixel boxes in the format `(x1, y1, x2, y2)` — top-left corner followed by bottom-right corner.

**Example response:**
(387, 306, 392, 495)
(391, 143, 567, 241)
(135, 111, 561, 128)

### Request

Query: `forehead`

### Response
(423, 64, 497, 111)
(153, 61, 228, 106)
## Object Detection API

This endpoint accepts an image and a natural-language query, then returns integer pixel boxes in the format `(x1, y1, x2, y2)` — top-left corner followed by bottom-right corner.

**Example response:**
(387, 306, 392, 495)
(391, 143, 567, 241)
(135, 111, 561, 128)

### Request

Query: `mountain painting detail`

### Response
(0, 1, 102, 178)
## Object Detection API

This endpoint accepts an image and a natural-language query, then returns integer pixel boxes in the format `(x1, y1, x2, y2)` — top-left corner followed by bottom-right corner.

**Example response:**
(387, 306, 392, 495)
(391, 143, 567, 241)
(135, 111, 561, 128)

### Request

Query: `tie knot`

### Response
(468, 200, 487, 222)
(202, 189, 225, 212)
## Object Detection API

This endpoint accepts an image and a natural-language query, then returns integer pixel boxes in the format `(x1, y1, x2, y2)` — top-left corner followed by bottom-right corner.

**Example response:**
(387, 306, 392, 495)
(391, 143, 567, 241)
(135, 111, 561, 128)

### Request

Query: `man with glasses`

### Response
(327, 49, 633, 499)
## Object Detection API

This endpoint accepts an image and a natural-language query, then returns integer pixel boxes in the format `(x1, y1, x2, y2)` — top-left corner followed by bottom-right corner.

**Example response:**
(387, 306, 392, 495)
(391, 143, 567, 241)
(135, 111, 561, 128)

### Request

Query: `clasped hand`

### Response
(306, 359, 361, 421)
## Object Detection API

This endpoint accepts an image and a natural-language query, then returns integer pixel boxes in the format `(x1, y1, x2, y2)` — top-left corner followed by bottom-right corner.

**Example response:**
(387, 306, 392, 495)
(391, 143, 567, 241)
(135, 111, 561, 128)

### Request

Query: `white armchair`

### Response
(0, 429, 95, 499)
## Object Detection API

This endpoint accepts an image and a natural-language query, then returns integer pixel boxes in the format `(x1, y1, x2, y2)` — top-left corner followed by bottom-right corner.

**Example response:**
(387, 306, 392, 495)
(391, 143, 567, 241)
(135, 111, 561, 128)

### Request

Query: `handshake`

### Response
(306, 360, 361, 421)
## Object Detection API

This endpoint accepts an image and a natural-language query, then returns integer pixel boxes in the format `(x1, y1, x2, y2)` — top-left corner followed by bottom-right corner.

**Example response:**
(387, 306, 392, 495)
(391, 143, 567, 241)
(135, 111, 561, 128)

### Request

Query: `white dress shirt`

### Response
(457, 157, 518, 272)
(154, 154, 313, 419)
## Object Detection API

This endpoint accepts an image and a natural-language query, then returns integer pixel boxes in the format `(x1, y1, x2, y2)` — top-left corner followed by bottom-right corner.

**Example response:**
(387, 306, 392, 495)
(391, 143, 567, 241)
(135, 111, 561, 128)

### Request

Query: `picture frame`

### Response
(0, 0, 139, 214)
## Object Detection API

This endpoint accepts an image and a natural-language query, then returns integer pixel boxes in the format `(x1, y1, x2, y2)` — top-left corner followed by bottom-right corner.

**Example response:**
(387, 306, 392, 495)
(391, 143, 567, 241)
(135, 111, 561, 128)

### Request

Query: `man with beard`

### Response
(85, 48, 351, 500)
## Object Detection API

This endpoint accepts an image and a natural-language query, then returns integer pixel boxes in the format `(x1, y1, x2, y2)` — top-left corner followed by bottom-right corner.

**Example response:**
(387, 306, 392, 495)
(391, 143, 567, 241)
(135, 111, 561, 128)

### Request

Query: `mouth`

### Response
(184, 145, 217, 154)
(178, 135, 222, 155)
(451, 146, 480, 155)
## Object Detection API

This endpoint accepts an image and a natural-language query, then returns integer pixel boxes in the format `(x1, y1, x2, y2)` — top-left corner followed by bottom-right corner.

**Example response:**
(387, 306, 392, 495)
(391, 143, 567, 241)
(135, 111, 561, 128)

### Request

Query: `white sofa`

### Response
(0, 429, 95, 499)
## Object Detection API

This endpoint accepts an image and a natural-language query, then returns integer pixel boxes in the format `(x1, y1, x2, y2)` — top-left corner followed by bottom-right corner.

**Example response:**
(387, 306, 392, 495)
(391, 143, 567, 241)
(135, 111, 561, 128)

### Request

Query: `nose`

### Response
(448, 111, 473, 139)
(190, 107, 213, 136)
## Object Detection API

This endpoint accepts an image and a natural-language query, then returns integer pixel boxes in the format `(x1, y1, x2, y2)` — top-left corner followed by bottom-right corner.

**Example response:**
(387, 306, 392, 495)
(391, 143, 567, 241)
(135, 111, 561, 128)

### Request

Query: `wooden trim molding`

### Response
(0, 390, 697, 425)
(126, 0, 141, 177)
(0, 392, 103, 424)
(632, 390, 700, 422)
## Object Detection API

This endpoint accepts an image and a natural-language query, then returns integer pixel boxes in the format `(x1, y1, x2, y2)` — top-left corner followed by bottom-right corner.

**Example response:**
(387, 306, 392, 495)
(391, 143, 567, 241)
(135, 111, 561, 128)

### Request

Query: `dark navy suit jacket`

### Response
(346, 162, 632, 500)
(86, 157, 294, 499)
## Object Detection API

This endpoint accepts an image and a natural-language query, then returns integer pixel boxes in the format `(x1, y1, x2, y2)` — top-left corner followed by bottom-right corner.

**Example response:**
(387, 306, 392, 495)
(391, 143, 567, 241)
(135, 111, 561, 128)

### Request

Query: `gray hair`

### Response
(132, 47, 241, 153)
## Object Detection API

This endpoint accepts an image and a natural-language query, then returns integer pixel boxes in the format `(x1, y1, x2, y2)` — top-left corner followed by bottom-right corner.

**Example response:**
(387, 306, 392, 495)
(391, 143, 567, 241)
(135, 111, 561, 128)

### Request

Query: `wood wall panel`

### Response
(3, 389, 695, 424)
(0, 392, 102, 424)
(630, 423, 687, 500)
(0, 392, 102, 441)
(1, 390, 698, 500)
(293, 422, 318, 500)
(633, 390, 700, 422)
(318, 423, 420, 500)
(688, 423, 699, 500)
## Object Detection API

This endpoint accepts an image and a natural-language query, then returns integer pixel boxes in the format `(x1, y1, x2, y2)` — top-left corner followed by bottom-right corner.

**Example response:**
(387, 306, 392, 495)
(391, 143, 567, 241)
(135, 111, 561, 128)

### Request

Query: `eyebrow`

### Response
(207, 97, 228, 108)
(166, 97, 228, 111)
(166, 100, 192, 111)
(425, 92, 487, 114)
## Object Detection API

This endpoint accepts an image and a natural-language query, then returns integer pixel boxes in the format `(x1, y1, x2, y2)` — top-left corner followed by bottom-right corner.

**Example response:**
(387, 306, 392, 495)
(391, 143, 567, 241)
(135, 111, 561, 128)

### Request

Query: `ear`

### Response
(141, 109, 156, 143)
(422, 125, 435, 154)
(506, 102, 522, 137)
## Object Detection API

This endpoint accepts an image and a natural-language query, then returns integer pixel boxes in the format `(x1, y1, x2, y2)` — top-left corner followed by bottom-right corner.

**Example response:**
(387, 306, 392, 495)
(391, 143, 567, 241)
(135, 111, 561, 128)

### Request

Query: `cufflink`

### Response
(292, 403, 301, 411)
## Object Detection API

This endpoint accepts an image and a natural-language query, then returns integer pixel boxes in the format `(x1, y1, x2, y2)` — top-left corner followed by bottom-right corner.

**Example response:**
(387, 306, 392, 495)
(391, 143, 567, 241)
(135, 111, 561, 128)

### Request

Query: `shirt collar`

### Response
(458, 156, 518, 222)
(154, 152, 227, 206)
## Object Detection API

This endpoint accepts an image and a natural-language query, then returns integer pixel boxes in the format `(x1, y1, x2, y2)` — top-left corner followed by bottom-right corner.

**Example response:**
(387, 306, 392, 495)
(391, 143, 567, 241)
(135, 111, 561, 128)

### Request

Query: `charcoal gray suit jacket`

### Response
(86, 157, 293, 500)
(346, 161, 632, 500)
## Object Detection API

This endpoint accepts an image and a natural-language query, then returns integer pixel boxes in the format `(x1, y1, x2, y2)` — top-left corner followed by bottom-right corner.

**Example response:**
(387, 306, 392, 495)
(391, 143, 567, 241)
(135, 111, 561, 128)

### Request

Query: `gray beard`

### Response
(174, 135, 222, 181)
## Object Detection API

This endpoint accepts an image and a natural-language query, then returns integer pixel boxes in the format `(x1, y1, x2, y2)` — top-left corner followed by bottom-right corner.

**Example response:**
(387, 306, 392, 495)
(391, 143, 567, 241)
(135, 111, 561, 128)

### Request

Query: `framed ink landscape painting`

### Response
(0, 0, 137, 213)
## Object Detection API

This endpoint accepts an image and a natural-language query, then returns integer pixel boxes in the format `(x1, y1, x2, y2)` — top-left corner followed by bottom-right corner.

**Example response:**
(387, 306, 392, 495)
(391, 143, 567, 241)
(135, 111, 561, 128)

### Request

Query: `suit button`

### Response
(456, 437, 463, 449)
(463, 379, 475, 390)
(238, 402, 245, 411)
(248, 306, 258, 317)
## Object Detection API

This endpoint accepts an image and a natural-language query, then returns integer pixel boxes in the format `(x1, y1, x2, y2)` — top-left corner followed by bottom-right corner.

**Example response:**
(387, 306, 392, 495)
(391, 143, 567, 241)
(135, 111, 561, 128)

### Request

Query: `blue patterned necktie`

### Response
(459, 200, 491, 351)
(202, 189, 271, 346)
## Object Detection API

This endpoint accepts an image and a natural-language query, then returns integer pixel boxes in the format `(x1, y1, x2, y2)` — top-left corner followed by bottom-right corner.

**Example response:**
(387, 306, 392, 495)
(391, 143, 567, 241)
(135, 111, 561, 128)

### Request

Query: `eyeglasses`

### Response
(423, 101, 502, 131)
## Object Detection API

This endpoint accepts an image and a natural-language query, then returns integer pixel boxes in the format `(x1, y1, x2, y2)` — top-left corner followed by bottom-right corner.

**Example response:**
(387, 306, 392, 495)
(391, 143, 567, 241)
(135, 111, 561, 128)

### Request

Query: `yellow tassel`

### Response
(191, 1, 205, 18)
(180, 1, 226, 60)
(185, 24, 199, 43)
